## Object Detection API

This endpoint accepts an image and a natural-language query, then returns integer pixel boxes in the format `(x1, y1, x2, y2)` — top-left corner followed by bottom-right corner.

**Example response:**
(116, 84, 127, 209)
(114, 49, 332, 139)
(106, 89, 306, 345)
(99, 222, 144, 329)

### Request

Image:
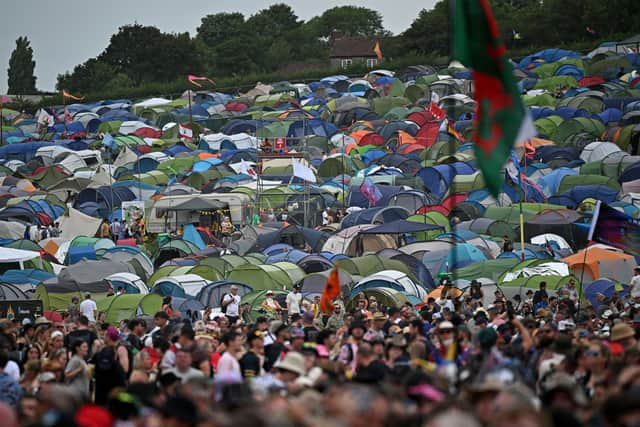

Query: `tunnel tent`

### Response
(299, 269, 354, 297)
(196, 280, 254, 308)
(151, 274, 209, 298)
(198, 255, 252, 277)
(453, 258, 520, 282)
(350, 270, 426, 300)
(97, 293, 162, 325)
(227, 264, 292, 291)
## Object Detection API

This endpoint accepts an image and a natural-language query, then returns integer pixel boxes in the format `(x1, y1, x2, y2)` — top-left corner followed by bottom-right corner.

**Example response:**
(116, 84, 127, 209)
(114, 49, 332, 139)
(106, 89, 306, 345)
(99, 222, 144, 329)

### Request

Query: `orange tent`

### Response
(426, 286, 463, 300)
(562, 247, 637, 283)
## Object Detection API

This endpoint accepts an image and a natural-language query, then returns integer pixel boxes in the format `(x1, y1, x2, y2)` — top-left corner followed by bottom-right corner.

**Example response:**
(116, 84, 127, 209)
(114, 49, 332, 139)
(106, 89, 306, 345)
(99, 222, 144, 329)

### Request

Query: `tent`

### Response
(562, 247, 637, 283)
(97, 293, 162, 324)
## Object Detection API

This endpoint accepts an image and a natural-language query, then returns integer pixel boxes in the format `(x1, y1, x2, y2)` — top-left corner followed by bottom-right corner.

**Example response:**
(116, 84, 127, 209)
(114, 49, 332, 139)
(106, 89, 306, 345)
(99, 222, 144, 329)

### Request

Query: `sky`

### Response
(1, 0, 437, 92)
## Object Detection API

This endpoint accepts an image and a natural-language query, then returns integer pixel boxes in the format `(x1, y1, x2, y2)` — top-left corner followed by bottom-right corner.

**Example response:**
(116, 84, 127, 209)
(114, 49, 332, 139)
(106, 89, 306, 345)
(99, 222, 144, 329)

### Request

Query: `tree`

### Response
(310, 6, 389, 38)
(245, 4, 301, 38)
(403, 1, 451, 56)
(7, 36, 37, 94)
(196, 12, 247, 47)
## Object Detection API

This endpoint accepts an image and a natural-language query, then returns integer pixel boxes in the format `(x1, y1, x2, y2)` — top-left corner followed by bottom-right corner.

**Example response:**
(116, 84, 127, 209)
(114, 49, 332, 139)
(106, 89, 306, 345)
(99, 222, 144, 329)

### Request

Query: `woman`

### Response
(261, 291, 282, 316)
(65, 340, 90, 397)
(584, 341, 611, 401)
(19, 360, 41, 394)
(129, 351, 154, 383)
(24, 345, 41, 363)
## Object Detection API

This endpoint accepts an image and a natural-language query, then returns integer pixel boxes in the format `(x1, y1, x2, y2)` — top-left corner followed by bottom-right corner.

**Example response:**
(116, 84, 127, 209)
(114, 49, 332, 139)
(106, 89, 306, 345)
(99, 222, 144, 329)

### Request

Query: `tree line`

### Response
(6, 1, 640, 96)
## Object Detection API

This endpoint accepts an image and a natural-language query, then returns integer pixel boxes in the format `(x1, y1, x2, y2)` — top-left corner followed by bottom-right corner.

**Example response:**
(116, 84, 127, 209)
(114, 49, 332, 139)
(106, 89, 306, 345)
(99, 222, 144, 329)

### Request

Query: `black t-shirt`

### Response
(65, 329, 98, 360)
(92, 346, 127, 406)
(263, 343, 285, 372)
(354, 359, 389, 384)
(126, 334, 144, 352)
(239, 351, 261, 379)
(303, 326, 319, 344)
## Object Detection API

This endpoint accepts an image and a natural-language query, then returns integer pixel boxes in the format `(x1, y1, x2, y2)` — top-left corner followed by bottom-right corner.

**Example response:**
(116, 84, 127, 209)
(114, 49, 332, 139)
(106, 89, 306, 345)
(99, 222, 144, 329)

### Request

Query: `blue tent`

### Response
(438, 243, 488, 273)
(518, 49, 582, 69)
(555, 185, 618, 204)
(418, 162, 476, 200)
(340, 206, 409, 229)
(346, 185, 404, 208)
(182, 224, 206, 250)
(538, 168, 579, 195)
(584, 279, 629, 309)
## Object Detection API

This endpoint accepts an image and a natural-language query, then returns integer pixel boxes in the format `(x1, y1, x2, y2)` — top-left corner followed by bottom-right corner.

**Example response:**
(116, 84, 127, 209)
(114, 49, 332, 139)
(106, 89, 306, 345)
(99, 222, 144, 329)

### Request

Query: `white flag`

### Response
(292, 159, 316, 183)
(178, 124, 193, 140)
(239, 159, 257, 180)
(36, 109, 55, 128)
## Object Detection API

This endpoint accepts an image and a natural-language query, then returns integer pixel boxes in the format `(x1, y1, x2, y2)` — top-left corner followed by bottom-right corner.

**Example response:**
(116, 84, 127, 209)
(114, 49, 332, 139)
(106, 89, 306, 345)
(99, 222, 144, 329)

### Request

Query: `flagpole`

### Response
(62, 91, 67, 136)
(519, 165, 525, 261)
(188, 89, 193, 125)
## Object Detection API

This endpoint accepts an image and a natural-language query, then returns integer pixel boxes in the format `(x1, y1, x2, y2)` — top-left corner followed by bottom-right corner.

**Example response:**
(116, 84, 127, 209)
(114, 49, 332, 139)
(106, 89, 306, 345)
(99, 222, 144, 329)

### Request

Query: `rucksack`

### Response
(95, 346, 117, 372)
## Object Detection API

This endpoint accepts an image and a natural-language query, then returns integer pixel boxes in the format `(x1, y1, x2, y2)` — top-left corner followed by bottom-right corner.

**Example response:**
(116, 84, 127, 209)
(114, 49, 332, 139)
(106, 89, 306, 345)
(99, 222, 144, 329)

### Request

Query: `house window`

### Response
(366, 58, 378, 68)
(341, 59, 353, 69)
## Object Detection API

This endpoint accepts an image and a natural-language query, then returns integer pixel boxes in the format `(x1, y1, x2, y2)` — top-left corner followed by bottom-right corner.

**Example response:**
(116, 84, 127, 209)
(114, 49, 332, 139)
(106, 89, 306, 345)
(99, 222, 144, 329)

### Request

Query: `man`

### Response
(286, 285, 303, 317)
(221, 285, 241, 325)
(152, 311, 171, 340)
(354, 342, 388, 383)
(289, 327, 305, 352)
(533, 282, 548, 307)
(217, 332, 242, 376)
(79, 293, 97, 323)
(125, 319, 146, 352)
(64, 315, 98, 361)
(302, 310, 319, 343)
(0, 350, 21, 408)
(163, 347, 205, 383)
(93, 326, 128, 405)
(110, 218, 121, 243)
(68, 296, 80, 322)
(240, 330, 264, 380)
(264, 321, 288, 372)
(326, 304, 344, 330)
(369, 312, 387, 341)
(100, 219, 111, 239)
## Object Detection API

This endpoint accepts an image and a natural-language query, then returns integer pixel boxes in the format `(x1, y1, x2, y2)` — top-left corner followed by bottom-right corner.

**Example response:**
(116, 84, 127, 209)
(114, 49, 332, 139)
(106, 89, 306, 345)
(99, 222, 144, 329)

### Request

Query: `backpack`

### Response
(95, 346, 117, 372)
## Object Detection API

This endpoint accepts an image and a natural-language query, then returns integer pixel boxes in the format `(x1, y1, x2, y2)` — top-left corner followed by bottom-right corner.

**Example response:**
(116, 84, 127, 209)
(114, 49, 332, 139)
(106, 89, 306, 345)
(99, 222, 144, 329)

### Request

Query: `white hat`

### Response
(538, 353, 565, 380)
(274, 351, 306, 376)
(438, 321, 455, 330)
(295, 367, 323, 387)
(558, 319, 575, 331)
(51, 330, 63, 339)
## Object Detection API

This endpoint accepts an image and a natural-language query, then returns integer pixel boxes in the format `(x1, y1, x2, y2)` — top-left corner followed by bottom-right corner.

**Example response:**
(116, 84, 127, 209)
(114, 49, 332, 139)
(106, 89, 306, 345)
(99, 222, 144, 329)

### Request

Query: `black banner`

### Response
(0, 300, 43, 323)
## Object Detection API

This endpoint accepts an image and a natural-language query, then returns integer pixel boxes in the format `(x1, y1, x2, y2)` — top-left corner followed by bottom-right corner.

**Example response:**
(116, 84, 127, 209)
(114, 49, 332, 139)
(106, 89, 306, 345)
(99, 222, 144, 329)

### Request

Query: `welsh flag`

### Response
(453, 0, 534, 196)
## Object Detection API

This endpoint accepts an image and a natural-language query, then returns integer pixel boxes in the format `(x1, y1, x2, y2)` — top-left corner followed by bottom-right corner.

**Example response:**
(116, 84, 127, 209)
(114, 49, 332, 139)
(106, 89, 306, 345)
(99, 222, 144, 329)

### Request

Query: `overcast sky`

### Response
(1, 0, 437, 92)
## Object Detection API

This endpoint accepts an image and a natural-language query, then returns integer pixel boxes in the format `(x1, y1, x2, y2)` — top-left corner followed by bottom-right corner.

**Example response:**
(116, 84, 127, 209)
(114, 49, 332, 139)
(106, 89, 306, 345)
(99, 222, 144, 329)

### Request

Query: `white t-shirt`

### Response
(286, 292, 302, 314)
(79, 299, 97, 322)
(223, 293, 241, 316)
(217, 351, 241, 376)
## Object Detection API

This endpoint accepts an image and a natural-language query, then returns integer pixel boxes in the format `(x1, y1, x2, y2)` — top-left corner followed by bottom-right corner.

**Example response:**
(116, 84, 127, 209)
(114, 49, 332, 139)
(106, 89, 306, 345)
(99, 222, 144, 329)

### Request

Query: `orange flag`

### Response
(62, 90, 84, 101)
(320, 267, 340, 314)
(373, 40, 383, 61)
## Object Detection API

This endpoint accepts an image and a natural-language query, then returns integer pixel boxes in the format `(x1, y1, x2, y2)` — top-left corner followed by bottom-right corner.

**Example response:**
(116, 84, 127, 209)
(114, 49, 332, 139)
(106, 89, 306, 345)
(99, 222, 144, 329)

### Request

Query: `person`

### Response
(261, 291, 282, 317)
(64, 340, 89, 397)
(67, 296, 80, 322)
(322, 208, 333, 226)
(163, 347, 204, 383)
(99, 219, 111, 239)
(222, 285, 241, 325)
(79, 293, 97, 323)
(220, 216, 234, 245)
(92, 326, 128, 405)
(110, 218, 121, 243)
(286, 285, 303, 317)
(239, 330, 264, 380)
(0, 350, 21, 409)
(533, 282, 548, 307)
(630, 267, 640, 296)
(64, 315, 98, 361)
(217, 332, 243, 376)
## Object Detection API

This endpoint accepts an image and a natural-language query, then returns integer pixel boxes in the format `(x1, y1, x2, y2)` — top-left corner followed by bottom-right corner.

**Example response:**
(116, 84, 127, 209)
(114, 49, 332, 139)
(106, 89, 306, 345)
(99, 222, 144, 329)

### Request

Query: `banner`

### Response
(188, 74, 215, 87)
(0, 300, 43, 323)
(62, 90, 84, 101)
(274, 137, 286, 151)
(122, 201, 145, 228)
(589, 201, 640, 256)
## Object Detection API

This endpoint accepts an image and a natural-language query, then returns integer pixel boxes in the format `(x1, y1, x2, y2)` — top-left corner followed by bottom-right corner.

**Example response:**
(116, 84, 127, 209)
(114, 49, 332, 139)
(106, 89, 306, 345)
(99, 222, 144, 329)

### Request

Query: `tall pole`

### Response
(518, 151, 525, 261)
(62, 91, 67, 136)
(188, 90, 193, 125)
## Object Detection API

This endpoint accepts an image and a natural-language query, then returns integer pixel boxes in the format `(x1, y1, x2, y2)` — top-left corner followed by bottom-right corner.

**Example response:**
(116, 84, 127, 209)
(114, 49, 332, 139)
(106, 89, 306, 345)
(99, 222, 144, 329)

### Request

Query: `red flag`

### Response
(447, 121, 464, 141)
(373, 41, 383, 61)
(62, 90, 84, 101)
(320, 267, 341, 314)
(188, 74, 216, 87)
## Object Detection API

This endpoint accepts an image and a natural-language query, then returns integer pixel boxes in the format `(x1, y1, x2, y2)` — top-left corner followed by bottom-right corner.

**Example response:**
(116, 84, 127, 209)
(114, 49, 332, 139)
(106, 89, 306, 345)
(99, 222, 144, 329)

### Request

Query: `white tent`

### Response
(0, 247, 41, 269)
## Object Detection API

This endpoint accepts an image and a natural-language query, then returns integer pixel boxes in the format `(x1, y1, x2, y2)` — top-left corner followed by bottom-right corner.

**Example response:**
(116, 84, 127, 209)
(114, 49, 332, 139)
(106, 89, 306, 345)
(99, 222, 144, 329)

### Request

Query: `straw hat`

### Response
(611, 323, 635, 342)
(274, 351, 306, 376)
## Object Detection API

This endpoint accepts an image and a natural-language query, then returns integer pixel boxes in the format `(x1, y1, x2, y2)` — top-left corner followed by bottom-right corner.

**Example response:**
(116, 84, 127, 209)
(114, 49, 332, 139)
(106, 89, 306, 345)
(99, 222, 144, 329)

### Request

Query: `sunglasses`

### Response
(585, 350, 601, 357)
(438, 329, 454, 335)
(540, 329, 553, 334)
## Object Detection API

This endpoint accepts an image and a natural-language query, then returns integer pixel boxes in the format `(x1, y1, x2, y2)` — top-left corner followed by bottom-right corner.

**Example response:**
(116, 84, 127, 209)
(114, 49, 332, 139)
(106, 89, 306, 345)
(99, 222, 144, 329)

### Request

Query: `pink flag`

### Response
(188, 75, 215, 87)
(360, 177, 382, 206)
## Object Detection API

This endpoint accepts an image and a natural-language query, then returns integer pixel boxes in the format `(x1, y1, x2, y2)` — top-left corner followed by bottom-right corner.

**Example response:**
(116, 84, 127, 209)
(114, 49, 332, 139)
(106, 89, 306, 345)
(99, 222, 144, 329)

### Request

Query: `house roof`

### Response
(330, 38, 378, 59)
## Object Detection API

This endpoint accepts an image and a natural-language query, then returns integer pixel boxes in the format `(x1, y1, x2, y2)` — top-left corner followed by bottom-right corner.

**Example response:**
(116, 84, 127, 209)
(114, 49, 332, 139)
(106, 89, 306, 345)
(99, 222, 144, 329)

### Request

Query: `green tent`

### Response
(554, 117, 605, 145)
(241, 289, 287, 321)
(484, 203, 565, 226)
(454, 258, 520, 281)
(407, 212, 451, 240)
(227, 264, 291, 290)
(534, 115, 564, 140)
(534, 76, 579, 92)
(556, 174, 621, 194)
(336, 254, 416, 283)
(198, 255, 252, 277)
(97, 293, 162, 324)
(557, 96, 604, 114)
(523, 93, 558, 108)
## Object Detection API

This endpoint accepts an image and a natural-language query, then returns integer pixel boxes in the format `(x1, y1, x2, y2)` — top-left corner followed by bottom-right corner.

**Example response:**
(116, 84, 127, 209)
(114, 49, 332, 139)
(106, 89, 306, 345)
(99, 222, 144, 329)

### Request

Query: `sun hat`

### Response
(274, 351, 306, 376)
(372, 312, 388, 321)
(611, 323, 635, 342)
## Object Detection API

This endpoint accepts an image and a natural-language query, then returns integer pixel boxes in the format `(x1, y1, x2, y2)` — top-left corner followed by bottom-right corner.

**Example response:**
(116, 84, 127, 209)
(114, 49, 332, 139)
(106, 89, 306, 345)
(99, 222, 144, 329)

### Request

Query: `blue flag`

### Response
(102, 133, 116, 150)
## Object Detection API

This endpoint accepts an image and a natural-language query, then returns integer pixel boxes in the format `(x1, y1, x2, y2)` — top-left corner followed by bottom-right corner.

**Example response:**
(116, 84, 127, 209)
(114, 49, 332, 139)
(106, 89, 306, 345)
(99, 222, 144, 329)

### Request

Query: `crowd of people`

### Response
(0, 275, 638, 427)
